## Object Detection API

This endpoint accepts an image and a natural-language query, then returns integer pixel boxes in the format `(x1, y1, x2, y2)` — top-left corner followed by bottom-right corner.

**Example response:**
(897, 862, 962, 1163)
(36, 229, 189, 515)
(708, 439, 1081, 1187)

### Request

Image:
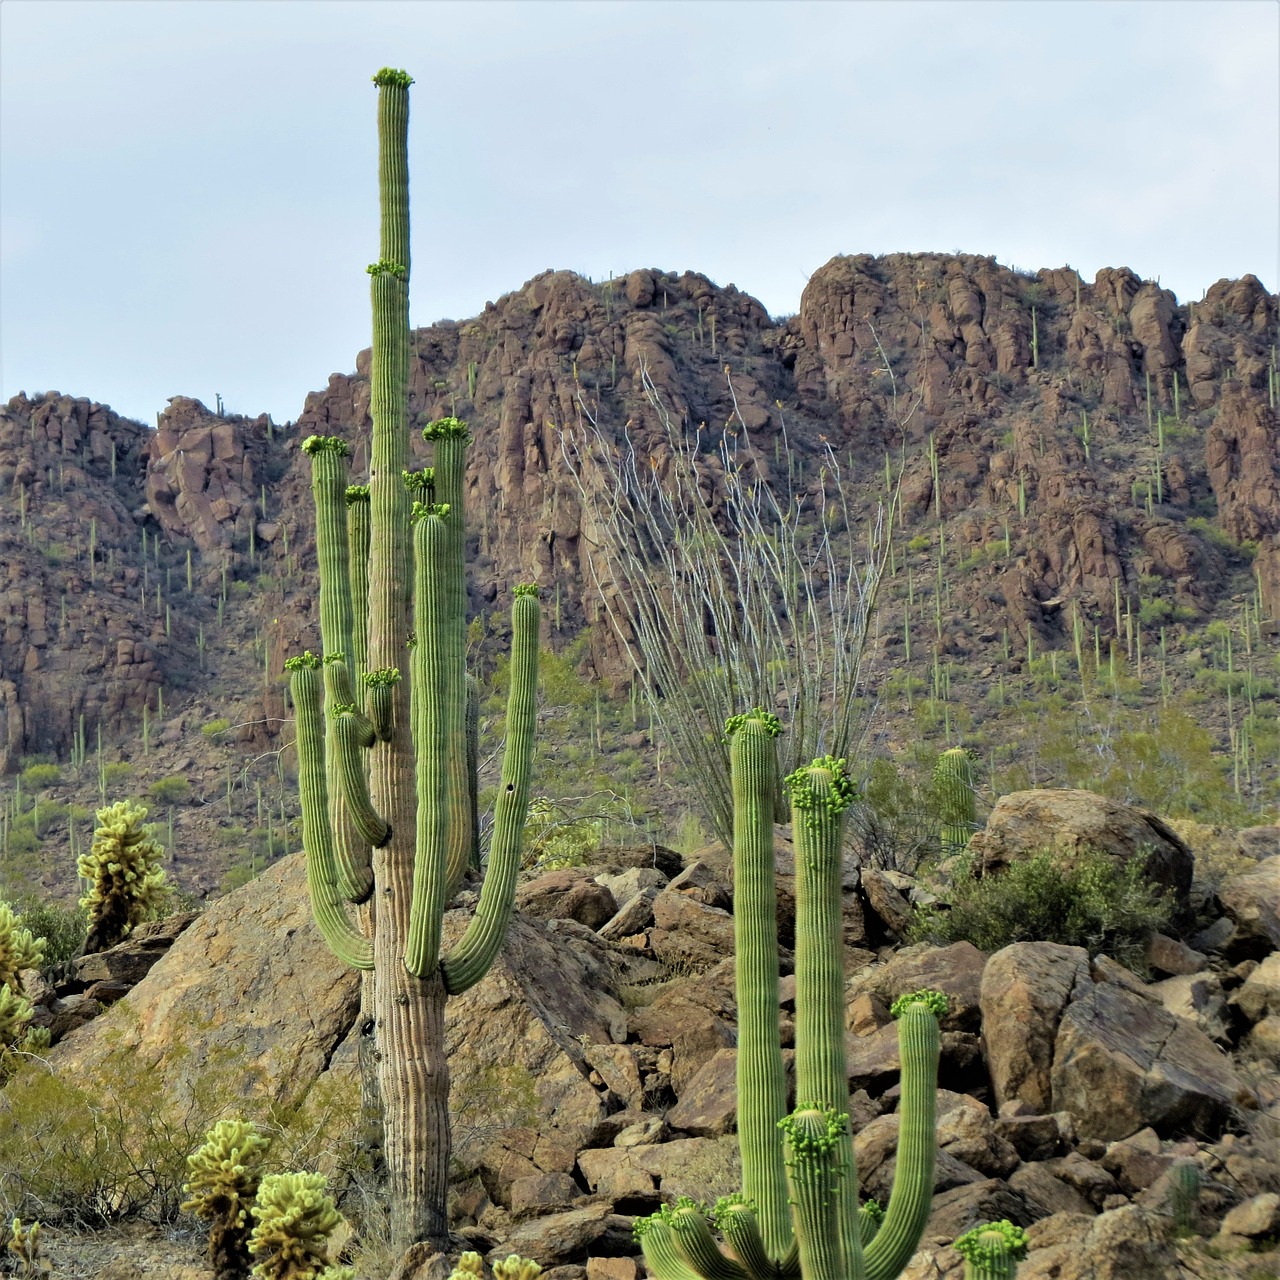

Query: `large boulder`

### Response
(969, 789, 1194, 914)
(515, 869, 618, 931)
(980, 943, 1092, 1112)
(72, 911, 200, 987)
(848, 943, 989, 1033)
(49, 854, 360, 1106)
(1050, 979, 1254, 1141)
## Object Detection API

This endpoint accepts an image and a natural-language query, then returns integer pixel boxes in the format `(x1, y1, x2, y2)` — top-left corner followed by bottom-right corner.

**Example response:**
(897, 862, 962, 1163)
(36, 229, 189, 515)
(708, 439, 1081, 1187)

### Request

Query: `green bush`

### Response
(909, 846, 1172, 971)
(202, 718, 232, 740)
(148, 776, 192, 807)
(19, 763, 61, 790)
(5, 896, 86, 977)
(102, 761, 132, 788)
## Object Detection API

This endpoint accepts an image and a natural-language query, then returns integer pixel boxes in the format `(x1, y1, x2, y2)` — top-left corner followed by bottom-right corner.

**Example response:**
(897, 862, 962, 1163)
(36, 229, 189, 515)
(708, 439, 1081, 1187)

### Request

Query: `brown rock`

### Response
(1101, 1128, 1174, 1195)
(73, 910, 200, 986)
(1219, 1192, 1280, 1240)
(666, 1047, 738, 1136)
(995, 1111, 1072, 1162)
(1050, 979, 1254, 1141)
(848, 942, 988, 1033)
(980, 942, 1091, 1112)
(627, 962, 736, 1091)
(1007, 1161, 1096, 1218)
(861, 867, 914, 939)
(1145, 932, 1208, 978)
(920, 1178, 1037, 1248)
(1149, 972, 1230, 1043)
(597, 890, 658, 942)
(969, 789, 1195, 913)
(587, 1259, 638, 1280)
(577, 1135, 740, 1205)
(1015, 1205, 1178, 1280)
(1219, 855, 1280, 954)
(499, 1204, 635, 1267)
(515, 869, 618, 931)
(508, 1172, 581, 1218)
(648, 890, 734, 970)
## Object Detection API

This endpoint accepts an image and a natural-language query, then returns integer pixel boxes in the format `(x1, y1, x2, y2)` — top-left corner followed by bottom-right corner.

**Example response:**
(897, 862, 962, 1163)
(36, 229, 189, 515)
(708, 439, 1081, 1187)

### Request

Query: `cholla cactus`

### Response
(446, 1252, 486, 1280)
(183, 1118, 272, 1279)
(954, 1220, 1028, 1279)
(492, 1256, 542, 1280)
(247, 1172, 345, 1280)
(78, 799, 167, 954)
(634, 719, 947, 1280)
(934, 747, 977, 854)
(8, 1217, 48, 1278)
(0, 985, 49, 1081)
(0, 903, 45, 992)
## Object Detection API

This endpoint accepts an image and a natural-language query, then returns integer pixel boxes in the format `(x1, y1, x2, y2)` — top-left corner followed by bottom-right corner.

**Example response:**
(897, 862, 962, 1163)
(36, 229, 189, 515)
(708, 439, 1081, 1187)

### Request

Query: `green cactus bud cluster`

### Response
(0, 902, 45, 991)
(954, 1220, 1028, 1279)
(247, 1172, 345, 1280)
(366, 259, 407, 278)
(182, 1118, 271, 1277)
(890, 989, 949, 1021)
(77, 799, 167, 955)
(421, 416, 472, 442)
(372, 67, 414, 88)
(783, 756, 857, 827)
(779, 1106, 849, 1159)
(402, 468, 435, 493)
(344, 484, 370, 504)
(724, 707, 782, 739)
(301, 435, 351, 458)
(492, 1255, 543, 1280)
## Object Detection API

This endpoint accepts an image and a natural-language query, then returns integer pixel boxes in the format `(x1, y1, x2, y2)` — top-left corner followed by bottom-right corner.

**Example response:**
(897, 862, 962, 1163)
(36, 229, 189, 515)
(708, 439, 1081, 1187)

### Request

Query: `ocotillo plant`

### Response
(285, 69, 540, 1251)
(934, 746, 976, 855)
(953, 1221, 1028, 1280)
(634, 712, 945, 1280)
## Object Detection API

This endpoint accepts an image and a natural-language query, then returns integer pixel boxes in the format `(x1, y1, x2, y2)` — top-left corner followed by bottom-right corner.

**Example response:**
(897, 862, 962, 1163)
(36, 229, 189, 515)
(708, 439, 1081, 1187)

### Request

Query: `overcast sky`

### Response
(2, 0, 1276, 428)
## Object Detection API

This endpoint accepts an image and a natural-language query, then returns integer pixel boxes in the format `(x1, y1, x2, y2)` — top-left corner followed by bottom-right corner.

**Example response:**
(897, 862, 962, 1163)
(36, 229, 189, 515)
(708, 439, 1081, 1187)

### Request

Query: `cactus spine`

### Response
(635, 718, 944, 1280)
(287, 70, 540, 1251)
(934, 747, 976, 854)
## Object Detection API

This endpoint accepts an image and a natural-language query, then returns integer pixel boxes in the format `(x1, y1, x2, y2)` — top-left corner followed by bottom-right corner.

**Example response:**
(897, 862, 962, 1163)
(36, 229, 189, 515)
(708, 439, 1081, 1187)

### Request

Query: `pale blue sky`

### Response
(2, 0, 1276, 427)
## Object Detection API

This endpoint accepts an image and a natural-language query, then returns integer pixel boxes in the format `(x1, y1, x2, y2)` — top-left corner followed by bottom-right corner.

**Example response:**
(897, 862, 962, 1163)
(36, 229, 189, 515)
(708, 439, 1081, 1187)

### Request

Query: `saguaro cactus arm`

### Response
(286, 654, 373, 970)
(442, 586, 540, 994)
(726, 709, 792, 1261)
(861, 991, 946, 1280)
(345, 485, 371, 682)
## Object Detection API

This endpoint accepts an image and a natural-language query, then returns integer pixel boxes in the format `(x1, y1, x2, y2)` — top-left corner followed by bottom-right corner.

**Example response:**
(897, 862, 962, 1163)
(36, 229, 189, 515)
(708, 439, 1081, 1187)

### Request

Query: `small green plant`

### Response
(149, 776, 193, 807)
(18, 764, 60, 791)
(203, 718, 232, 740)
(909, 846, 1172, 971)
(7, 1217, 47, 1278)
(102, 761, 132, 789)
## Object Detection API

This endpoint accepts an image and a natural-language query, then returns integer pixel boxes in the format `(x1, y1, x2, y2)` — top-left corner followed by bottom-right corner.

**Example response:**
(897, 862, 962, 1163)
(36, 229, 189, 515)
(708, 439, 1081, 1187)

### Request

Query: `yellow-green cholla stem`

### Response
(785, 755, 863, 1279)
(345, 485, 371, 682)
(442, 586, 539, 993)
(424, 417, 474, 898)
(364, 667, 401, 741)
(404, 505, 450, 978)
(954, 1221, 1028, 1280)
(862, 991, 947, 1280)
(934, 747, 976, 854)
(726, 709, 791, 1262)
(779, 1108, 847, 1280)
(286, 654, 372, 969)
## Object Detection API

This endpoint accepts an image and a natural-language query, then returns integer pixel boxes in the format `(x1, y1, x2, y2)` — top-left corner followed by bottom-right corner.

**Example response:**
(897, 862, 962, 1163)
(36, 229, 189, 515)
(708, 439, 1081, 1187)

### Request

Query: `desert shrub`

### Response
(101, 761, 132, 788)
(450, 1062, 539, 1174)
(148, 776, 193, 806)
(852, 752, 950, 875)
(19, 763, 60, 790)
(0, 1032, 363, 1227)
(202, 718, 232, 740)
(908, 846, 1172, 971)
(3, 896, 83, 979)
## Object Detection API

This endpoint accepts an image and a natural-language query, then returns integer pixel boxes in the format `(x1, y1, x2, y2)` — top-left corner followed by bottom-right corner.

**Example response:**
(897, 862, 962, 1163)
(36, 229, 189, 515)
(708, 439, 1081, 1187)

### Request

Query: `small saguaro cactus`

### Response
(78, 799, 167, 954)
(934, 746, 977, 855)
(247, 1172, 346, 1280)
(1169, 1159, 1203, 1235)
(634, 712, 946, 1280)
(284, 69, 542, 1252)
(954, 1221, 1028, 1280)
(182, 1118, 272, 1280)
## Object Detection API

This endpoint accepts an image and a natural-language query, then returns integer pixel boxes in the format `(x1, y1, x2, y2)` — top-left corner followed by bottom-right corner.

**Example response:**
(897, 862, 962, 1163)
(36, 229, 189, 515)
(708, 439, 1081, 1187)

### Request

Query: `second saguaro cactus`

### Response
(286, 69, 540, 1251)
(635, 712, 945, 1280)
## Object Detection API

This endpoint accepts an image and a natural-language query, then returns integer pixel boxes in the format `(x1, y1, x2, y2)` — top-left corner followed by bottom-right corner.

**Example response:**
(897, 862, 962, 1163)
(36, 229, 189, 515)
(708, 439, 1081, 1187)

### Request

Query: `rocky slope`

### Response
(1, 255, 1277, 897)
(19, 788, 1280, 1278)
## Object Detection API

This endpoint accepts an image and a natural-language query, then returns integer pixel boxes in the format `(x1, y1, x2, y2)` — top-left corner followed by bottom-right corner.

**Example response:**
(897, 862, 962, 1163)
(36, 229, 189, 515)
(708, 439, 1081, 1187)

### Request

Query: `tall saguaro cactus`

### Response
(286, 68, 540, 1250)
(635, 714, 945, 1280)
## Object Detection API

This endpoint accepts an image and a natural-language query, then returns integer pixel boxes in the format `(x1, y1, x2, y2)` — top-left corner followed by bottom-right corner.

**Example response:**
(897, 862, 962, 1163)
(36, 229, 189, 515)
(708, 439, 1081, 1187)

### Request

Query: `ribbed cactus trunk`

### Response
(287, 69, 541, 1254)
(635, 722, 945, 1280)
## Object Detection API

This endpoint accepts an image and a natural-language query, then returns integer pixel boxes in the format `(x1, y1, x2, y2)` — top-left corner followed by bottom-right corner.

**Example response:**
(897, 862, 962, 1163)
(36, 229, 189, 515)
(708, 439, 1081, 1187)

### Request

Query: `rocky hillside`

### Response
(19, 787, 1280, 1278)
(1, 254, 1277, 897)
